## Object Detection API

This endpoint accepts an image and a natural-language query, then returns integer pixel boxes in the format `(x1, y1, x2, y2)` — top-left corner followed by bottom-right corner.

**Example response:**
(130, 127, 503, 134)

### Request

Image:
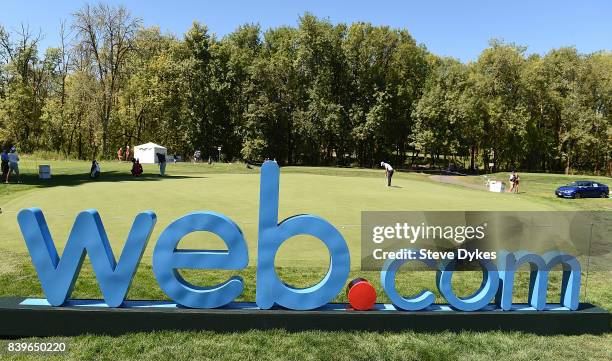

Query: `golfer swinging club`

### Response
(380, 161, 394, 187)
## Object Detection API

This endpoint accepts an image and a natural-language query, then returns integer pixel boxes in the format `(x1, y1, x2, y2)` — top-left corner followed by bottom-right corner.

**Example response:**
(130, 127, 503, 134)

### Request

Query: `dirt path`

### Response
(429, 175, 485, 191)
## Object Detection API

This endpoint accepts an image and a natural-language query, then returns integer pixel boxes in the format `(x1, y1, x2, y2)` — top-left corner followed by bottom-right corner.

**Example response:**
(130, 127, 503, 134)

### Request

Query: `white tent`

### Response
(133, 142, 167, 164)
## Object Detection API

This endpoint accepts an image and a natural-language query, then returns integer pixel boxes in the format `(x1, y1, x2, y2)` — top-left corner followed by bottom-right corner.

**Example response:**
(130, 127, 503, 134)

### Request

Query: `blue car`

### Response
(555, 180, 609, 199)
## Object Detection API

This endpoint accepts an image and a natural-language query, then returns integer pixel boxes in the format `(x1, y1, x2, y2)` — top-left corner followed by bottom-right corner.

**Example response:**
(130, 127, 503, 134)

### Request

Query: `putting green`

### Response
(0, 163, 573, 267)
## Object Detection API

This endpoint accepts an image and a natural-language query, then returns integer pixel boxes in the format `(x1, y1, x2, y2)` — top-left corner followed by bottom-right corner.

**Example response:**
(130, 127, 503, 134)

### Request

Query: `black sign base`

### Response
(0, 297, 609, 337)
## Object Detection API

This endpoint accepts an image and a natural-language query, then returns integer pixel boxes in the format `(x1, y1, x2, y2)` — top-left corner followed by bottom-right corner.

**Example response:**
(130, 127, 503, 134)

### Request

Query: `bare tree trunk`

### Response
(470, 146, 476, 173)
(565, 146, 571, 175)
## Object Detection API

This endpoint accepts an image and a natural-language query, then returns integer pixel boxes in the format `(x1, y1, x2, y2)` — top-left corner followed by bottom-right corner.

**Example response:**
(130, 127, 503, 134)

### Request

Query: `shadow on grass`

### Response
(5, 171, 205, 189)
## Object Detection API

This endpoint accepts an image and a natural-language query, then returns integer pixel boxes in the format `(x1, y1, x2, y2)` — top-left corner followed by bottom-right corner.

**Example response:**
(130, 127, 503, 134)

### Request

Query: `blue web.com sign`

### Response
(17, 161, 590, 312)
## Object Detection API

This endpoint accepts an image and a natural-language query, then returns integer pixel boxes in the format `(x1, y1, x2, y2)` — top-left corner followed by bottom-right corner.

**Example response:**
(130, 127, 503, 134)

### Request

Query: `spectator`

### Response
(125, 145, 132, 162)
(6, 147, 20, 184)
(117, 147, 123, 161)
(509, 171, 520, 194)
(157, 152, 167, 177)
(131, 159, 143, 177)
(90, 160, 101, 179)
(1, 148, 8, 182)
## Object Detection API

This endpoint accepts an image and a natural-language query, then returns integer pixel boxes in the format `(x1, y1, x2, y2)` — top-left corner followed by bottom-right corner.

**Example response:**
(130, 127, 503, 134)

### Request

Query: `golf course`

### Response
(0, 159, 610, 360)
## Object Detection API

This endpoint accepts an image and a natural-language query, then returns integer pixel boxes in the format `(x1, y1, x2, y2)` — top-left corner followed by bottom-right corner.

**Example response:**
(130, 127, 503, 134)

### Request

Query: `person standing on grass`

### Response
(117, 147, 123, 161)
(157, 152, 166, 177)
(90, 159, 101, 179)
(1, 148, 9, 182)
(510, 171, 520, 194)
(380, 161, 394, 187)
(125, 145, 131, 162)
(6, 147, 20, 184)
(508, 170, 519, 193)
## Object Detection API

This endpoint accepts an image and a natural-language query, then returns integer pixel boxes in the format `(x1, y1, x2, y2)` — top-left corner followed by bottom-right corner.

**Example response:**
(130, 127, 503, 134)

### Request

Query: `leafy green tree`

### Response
(472, 41, 529, 172)
(0, 8, 609, 175)
(73, 3, 141, 156)
(413, 57, 478, 168)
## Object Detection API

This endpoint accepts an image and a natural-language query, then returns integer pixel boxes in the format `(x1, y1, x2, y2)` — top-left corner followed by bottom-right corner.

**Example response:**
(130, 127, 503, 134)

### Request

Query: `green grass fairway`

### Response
(0, 160, 600, 266)
(0, 159, 610, 360)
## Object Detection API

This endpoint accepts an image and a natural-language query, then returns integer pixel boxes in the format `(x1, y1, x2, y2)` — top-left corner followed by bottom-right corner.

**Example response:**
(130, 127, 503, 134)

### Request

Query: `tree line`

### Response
(0, 4, 610, 174)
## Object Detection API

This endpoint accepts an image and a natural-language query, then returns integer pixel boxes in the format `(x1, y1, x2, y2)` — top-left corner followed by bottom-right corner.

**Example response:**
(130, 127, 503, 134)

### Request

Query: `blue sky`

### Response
(0, 1, 610, 61)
